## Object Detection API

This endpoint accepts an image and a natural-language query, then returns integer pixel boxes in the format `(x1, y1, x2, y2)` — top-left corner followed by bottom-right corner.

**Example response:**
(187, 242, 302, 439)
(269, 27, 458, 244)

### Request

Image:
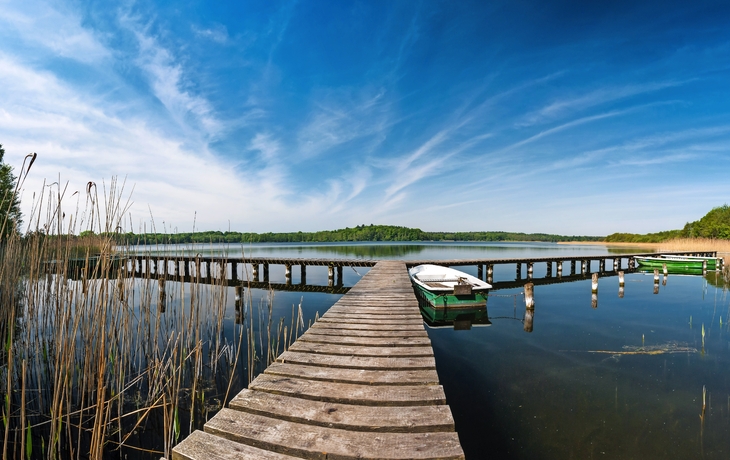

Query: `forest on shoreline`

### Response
(79, 225, 604, 245)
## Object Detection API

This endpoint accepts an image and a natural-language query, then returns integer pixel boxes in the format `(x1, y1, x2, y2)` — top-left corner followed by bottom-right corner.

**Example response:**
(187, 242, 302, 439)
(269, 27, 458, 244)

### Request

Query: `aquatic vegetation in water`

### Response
(566, 341, 698, 356)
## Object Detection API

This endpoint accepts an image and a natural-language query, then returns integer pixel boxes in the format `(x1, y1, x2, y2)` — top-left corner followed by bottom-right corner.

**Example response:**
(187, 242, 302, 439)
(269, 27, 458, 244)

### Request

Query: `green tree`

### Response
(0, 144, 22, 239)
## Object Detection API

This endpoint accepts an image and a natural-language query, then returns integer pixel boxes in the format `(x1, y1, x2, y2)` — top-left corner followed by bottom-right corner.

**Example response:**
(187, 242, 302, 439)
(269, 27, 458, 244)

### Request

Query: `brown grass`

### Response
(658, 238, 730, 254)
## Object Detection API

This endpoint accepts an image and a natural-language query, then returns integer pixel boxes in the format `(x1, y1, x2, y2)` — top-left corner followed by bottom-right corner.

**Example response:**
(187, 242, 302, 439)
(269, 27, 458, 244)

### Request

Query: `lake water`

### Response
(136, 242, 730, 459)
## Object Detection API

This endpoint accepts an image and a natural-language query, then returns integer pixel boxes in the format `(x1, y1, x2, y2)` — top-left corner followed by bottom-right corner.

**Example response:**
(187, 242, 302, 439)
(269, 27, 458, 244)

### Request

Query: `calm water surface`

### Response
(141, 242, 730, 459)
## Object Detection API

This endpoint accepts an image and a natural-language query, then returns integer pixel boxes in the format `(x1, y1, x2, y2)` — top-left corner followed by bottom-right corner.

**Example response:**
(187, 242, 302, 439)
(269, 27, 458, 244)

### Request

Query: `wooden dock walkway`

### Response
(172, 261, 465, 460)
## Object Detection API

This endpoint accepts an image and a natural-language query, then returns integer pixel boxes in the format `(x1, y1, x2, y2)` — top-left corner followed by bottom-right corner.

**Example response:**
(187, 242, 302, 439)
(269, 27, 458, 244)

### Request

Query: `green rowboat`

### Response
(635, 255, 720, 270)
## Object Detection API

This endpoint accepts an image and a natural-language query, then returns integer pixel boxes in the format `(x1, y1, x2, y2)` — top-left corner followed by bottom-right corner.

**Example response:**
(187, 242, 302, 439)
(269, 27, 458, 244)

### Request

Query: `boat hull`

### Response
(412, 282, 488, 309)
(636, 257, 717, 270)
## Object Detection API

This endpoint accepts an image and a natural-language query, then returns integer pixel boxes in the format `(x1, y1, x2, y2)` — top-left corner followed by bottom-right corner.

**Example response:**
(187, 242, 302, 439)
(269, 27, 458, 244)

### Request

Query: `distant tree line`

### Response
(605, 205, 730, 242)
(93, 224, 604, 245)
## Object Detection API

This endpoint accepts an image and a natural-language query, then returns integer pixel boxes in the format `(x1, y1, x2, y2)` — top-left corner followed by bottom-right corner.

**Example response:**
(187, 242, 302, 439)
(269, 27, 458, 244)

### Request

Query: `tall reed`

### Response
(0, 175, 313, 459)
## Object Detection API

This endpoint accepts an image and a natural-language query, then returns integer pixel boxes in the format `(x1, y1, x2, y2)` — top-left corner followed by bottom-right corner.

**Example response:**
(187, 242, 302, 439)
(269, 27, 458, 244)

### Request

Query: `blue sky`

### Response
(1, 0, 729, 235)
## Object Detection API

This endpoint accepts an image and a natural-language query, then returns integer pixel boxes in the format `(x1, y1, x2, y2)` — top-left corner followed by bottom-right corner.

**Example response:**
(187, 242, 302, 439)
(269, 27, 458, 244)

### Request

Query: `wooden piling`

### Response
(263, 263, 270, 283)
(487, 264, 493, 284)
(328, 265, 335, 287)
(232, 262, 238, 282)
(527, 262, 533, 280)
(581, 260, 587, 275)
(477, 264, 483, 280)
(158, 277, 166, 313)
(546, 261, 553, 278)
(662, 263, 668, 276)
(618, 271, 625, 286)
(653, 269, 660, 294)
(337, 266, 343, 286)
(613, 258, 619, 271)
(591, 273, 598, 293)
(285, 264, 292, 285)
(300, 265, 307, 285)
(557, 261, 563, 277)
(252, 264, 259, 282)
(235, 285, 243, 312)
(516, 263, 522, 279)
(599, 259, 605, 272)
(570, 260, 576, 275)
(524, 282, 535, 309)
(591, 292, 598, 309)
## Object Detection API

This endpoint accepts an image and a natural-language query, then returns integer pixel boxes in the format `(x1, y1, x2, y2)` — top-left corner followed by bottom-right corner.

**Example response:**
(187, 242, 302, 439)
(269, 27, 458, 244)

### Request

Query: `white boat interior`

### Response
(409, 264, 492, 292)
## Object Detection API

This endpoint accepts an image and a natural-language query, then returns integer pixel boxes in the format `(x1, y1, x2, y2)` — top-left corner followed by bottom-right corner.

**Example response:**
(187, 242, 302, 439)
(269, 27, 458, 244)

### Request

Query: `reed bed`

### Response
(658, 238, 730, 255)
(0, 178, 311, 459)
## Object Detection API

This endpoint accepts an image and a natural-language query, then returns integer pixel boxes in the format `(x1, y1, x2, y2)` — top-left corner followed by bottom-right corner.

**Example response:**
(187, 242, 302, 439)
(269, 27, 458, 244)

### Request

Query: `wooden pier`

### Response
(172, 261, 465, 460)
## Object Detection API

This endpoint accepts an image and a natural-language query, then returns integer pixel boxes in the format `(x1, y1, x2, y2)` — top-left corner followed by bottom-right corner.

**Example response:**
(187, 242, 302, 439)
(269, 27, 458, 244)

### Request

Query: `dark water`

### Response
(142, 242, 730, 459)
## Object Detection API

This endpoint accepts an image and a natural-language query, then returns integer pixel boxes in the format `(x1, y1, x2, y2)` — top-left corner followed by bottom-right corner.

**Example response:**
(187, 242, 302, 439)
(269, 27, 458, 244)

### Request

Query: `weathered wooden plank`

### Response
(249, 374, 447, 406)
(229, 389, 455, 433)
(205, 409, 465, 460)
(288, 341, 433, 357)
(298, 334, 432, 347)
(327, 307, 420, 315)
(317, 317, 424, 326)
(172, 429, 300, 460)
(322, 312, 423, 320)
(304, 328, 428, 338)
(263, 362, 439, 385)
(276, 350, 436, 370)
(310, 322, 425, 332)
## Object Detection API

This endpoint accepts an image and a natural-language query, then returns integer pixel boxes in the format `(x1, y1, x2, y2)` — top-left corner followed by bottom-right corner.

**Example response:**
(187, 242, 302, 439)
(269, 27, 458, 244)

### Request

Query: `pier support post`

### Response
(591, 273, 598, 293)
(478, 264, 483, 280)
(570, 260, 576, 275)
(328, 265, 335, 287)
(557, 261, 563, 277)
(231, 262, 238, 282)
(629, 258, 636, 269)
(487, 264, 493, 284)
(337, 266, 343, 286)
(613, 258, 619, 271)
(527, 262, 533, 280)
(285, 264, 292, 285)
(599, 259, 605, 273)
(263, 263, 269, 283)
(702, 260, 707, 275)
(300, 265, 307, 285)
(581, 260, 587, 275)
(516, 263, 522, 280)
(618, 270, 625, 298)
(653, 269, 660, 294)
(158, 277, 166, 313)
(235, 285, 243, 312)
(524, 282, 535, 309)
(546, 261, 553, 278)
(252, 264, 259, 282)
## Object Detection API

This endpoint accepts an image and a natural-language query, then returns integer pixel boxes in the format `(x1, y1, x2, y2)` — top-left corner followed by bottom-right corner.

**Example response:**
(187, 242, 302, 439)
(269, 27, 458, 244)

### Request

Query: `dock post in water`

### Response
(252, 263, 259, 282)
(591, 273, 598, 293)
(557, 261, 563, 277)
(613, 258, 619, 271)
(337, 266, 343, 286)
(618, 271, 625, 298)
(158, 277, 166, 313)
(524, 282, 535, 309)
(527, 262, 533, 280)
(263, 263, 270, 283)
(477, 264, 483, 280)
(285, 263, 292, 285)
(524, 307, 534, 333)
(516, 263, 522, 280)
(599, 259, 605, 273)
(570, 260, 576, 275)
(653, 269, 660, 294)
(546, 261, 553, 278)
(487, 264, 493, 284)
(328, 264, 335, 287)
(300, 264, 307, 285)
(581, 260, 587, 276)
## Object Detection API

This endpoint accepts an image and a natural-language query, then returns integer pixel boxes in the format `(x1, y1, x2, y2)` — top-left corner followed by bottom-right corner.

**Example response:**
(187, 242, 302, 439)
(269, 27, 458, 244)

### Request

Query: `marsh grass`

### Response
(0, 177, 310, 459)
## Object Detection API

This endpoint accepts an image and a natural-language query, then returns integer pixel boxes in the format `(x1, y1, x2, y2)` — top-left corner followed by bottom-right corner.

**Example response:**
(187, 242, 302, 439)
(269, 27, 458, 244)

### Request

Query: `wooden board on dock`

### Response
(172, 261, 465, 460)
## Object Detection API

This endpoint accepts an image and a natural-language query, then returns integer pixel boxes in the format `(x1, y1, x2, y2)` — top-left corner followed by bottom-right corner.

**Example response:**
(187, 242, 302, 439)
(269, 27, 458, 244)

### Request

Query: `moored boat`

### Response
(635, 255, 720, 270)
(409, 264, 492, 310)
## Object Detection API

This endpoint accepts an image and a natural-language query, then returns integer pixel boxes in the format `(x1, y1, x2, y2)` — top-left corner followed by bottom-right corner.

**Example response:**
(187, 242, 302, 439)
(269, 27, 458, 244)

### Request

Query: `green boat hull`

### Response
(636, 257, 718, 270)
(411, 282, 488, 310)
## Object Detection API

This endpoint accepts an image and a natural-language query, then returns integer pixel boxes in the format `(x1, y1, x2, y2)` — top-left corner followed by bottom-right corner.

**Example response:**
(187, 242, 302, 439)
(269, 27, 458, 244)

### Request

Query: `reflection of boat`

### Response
(409, 264, 491, 309)
(635, 255, 719, 270)
(421, 306, 492, 329)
